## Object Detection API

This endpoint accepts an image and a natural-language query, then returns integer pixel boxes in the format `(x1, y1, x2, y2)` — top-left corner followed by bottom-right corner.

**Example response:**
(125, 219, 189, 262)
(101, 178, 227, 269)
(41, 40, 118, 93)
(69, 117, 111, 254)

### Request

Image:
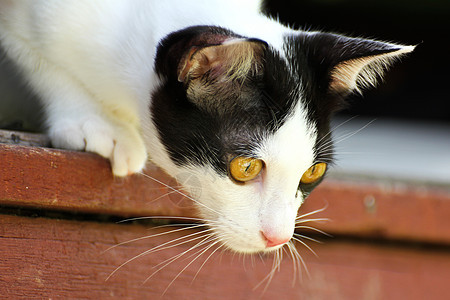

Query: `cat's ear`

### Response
(177, 39, 265, 84)
(297, 32, 415, 94)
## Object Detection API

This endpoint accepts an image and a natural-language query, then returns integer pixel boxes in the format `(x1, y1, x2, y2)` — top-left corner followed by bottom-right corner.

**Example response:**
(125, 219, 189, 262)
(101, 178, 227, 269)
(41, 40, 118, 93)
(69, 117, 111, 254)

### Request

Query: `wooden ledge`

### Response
(1, 214, 450, 299)
(0, 143, 197, 218)
(304, 179, 450, 245)
(1, 130, 450, 298)
(1, 140, 450, 245)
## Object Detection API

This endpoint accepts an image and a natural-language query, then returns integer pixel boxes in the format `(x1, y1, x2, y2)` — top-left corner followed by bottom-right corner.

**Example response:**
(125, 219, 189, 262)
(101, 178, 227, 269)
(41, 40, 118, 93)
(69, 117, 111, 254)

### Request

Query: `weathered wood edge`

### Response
(0, 129, 50, 147)
(1, 142, 450, 245)
(0, 143, 197, 218)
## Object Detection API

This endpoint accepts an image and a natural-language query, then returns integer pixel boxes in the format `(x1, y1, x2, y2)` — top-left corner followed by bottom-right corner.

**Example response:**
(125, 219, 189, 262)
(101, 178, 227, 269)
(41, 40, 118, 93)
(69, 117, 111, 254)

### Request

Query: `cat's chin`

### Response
(222, 239, 288, 254)
(229, 244, 286, 255)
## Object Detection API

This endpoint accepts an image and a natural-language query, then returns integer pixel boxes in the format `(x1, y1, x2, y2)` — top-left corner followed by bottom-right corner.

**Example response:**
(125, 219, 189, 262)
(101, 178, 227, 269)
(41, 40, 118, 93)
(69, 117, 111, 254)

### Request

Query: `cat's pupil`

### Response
(229, 156, 263, 182)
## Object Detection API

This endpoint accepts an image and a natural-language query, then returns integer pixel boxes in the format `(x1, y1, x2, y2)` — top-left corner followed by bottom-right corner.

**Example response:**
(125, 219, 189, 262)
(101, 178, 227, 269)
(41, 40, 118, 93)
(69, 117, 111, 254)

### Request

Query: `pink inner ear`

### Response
(193, 47, 225, 79)
(178, 45, 225, 83)
(177, 40, 265, 84)
(178, 47, 200, 82)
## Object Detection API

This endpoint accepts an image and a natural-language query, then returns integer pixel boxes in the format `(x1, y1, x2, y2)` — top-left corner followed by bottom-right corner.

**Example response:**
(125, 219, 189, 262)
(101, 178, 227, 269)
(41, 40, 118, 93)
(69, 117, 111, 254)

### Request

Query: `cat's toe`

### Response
(49, 120, 88, 151)
(111, 138, 147, 177)
(81, 119, 116, 159)
(49, 117, 147, 177)
(85, 120, 147, 177)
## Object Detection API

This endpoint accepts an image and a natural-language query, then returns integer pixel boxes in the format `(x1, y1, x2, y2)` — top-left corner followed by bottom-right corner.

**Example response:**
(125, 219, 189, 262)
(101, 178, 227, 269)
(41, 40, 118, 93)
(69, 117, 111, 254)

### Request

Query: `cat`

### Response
(0, 0, 414, 254)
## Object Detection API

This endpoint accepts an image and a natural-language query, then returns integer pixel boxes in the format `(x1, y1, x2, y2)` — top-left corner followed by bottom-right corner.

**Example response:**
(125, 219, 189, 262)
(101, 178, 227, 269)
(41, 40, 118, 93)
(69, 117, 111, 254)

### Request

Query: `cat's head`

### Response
(150, 26, 414, 253)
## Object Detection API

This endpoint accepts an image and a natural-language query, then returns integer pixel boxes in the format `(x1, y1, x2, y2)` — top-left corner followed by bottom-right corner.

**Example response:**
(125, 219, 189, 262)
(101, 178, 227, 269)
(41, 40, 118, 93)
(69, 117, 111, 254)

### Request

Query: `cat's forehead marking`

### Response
(150, 29, 323, 176)
(258, 100, 317, 176)
(257, 41, 320, 189)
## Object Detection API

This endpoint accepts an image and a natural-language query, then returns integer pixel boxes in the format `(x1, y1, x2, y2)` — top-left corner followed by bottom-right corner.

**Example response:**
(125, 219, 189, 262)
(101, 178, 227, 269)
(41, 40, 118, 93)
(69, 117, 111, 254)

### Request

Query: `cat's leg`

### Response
(0, 2, 149, 176)
(0, 42, 147, 177)
(45, 96, 148, 177)
(28, 61, 148, 176)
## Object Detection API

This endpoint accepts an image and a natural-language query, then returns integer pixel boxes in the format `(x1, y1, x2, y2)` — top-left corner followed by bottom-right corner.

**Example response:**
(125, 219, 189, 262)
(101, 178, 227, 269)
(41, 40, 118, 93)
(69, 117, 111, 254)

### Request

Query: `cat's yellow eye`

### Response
(229, 156, 263, 182)
(300, 163, 327, 184)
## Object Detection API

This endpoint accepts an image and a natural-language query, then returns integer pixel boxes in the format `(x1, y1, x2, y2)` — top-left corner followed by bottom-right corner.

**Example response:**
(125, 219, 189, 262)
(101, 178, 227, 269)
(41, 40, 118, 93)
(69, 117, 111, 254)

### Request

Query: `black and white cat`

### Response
(0, 0, 413, 254)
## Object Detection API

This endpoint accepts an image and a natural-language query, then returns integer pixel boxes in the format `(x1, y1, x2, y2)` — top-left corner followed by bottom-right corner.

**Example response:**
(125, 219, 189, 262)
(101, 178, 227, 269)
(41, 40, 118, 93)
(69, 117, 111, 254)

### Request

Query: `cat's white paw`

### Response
(49, 116, 147, 176)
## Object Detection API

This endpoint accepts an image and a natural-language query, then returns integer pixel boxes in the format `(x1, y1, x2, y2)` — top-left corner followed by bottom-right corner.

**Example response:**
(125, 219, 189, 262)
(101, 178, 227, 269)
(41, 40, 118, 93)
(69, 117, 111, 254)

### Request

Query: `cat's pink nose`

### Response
(261, 231, 291, 248)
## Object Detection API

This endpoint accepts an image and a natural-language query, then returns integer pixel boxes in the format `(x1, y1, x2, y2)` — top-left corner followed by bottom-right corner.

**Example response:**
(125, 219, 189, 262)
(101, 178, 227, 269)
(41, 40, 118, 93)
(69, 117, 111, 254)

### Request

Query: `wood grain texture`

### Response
(1, 214, 449, 300)
(302, 179, 450, 245)
(0, 143, 197, 218)
(1, 143, 450, 245)
(0, 129, 50, 147)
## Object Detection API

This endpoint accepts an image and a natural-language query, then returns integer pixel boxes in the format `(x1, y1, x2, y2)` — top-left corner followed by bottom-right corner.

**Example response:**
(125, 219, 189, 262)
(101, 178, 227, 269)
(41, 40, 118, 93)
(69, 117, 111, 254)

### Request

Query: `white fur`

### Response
(0, 0, 293, 177)
(172, 100, 316, 253)
(331, 45, 416, 94)
(0, 0, 300, 252)
(0, 0, 410, 253)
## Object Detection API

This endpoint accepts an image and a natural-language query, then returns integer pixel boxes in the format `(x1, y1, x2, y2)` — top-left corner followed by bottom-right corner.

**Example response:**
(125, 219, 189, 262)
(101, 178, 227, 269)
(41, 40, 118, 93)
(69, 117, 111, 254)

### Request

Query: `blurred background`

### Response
(266, 0, 448, 122)
(265, 0, 450, 184)
(0, 2, 449, 298)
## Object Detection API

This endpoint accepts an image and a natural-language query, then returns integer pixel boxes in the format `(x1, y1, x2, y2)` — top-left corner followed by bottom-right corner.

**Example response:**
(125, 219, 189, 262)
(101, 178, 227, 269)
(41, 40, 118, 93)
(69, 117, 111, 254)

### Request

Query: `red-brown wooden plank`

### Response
(0, 143, 197, 218)
(0, 214, 449, 299)
(1, 143, 450, 245)
(302, 179, 450, 245)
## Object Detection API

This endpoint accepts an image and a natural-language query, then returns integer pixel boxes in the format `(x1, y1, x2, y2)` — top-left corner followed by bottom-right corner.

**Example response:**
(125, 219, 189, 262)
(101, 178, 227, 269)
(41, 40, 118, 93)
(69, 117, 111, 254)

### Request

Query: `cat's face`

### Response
(172, 105, 324, 253)
(150, 26, 414, 253)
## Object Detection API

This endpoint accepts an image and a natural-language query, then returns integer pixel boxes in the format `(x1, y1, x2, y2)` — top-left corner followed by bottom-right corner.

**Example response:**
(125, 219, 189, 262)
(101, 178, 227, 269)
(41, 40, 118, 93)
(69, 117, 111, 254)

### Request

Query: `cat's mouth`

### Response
(222, 235, 291, 254)
(206, 217, 295, 254)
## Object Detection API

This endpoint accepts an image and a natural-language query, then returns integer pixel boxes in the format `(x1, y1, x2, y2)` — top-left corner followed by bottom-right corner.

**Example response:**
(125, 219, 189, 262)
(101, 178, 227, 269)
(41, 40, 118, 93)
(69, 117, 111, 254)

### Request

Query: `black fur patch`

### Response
(151, 27, 399, 183)
(151, 26, 298, 175)
(286, 32, 405, 165)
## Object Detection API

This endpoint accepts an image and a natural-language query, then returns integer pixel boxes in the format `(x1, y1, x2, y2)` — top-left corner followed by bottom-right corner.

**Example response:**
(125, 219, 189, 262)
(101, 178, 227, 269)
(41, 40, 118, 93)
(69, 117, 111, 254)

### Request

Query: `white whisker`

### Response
(316, 115, 359, 148)
(103, 223, 208, 253)
(288, 240, 310, 279)
(291, 236, 318, 258)
(286, 242, 303, 286)
(154, 236, 213, 270)
(296, 205, 328, 220)
(295, 225, 332, 237)
(139, 172, 225, 218)
(148, 230, 216, 255)
(144, 236, 220, 296)
(192, 242, 224, 282)
(105, 229, 212, 281)
(145, 189, 186, 203)
(143, 235, 214, 285)
(286, 242, 297, 286)
(129, 186, 183, 192)
(254, 248, 283, 293)
(293, 232, 323, 244)
(295, 217, 330, 224)
(116, 215, 205, 224)
(332, 118, 376, 146)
